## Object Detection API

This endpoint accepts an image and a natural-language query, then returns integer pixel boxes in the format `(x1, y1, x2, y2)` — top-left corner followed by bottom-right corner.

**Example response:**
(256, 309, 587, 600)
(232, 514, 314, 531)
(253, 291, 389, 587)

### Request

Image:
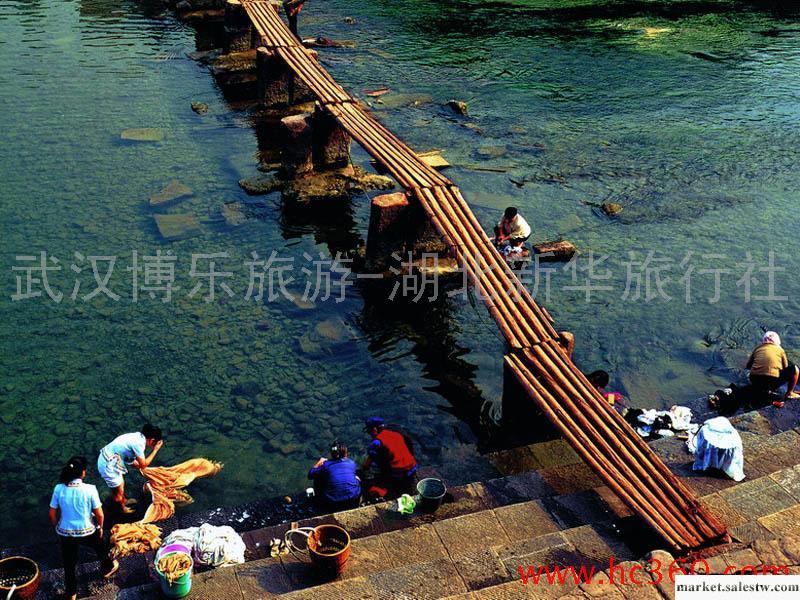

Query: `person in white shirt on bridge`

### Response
(494, 206, 532, 254)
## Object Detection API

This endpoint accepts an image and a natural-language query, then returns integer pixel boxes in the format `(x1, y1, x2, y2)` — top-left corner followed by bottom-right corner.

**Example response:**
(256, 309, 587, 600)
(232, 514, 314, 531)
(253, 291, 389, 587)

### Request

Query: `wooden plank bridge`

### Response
(236, 0, 728, 552)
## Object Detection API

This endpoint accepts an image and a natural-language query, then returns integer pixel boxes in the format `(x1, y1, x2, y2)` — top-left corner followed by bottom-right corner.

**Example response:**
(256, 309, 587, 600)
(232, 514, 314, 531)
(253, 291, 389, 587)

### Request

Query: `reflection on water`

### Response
(2, 0, 800, 546)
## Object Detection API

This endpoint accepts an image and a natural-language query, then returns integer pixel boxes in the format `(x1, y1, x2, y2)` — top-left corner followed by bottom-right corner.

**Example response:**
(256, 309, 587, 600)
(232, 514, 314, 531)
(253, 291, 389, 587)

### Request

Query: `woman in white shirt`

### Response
(49, 456, 119, 600)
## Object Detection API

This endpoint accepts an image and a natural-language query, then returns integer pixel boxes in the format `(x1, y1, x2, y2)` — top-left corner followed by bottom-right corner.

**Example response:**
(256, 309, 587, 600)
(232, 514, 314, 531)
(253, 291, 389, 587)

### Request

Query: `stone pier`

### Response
(223, 0, 253, 53)
(365, 191, 455, 275)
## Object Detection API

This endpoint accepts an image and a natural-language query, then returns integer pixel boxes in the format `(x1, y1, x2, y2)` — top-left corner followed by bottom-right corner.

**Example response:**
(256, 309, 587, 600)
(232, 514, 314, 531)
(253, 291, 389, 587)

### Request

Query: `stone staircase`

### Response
(27, 401, 800, 598)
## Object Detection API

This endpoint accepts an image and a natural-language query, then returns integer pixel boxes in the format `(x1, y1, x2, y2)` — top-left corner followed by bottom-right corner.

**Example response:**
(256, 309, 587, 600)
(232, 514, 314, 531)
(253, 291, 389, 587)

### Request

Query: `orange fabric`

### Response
(140, 458, 223, 523)
(110, 458, 223, 557)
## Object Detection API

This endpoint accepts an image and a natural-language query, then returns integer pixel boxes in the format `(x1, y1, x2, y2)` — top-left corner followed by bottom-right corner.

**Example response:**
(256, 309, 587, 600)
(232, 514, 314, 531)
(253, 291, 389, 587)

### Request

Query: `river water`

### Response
(1, 0, 799, 546)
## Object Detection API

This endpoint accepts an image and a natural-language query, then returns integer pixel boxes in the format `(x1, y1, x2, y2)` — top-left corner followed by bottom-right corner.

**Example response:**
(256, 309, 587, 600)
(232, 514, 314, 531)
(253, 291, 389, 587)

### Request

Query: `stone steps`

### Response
(30, 400, 800, 598)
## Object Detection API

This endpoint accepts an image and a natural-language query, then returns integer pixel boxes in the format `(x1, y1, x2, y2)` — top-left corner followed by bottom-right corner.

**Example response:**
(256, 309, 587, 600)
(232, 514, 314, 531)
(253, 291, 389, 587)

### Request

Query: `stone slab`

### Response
(189, 567, 244, 599)
(342, 535, 393, 580)
(758, 504, 800, 537)
(334, 505, 387, 538)
(367, 556, 468, 600)
(482, 472, 555, 508)
(698, 493, 748, 528)
(528, 440, 581, 469)
(471, 580, 536, 599)
(770, 465, 800, 502)
(434, 510, 510, 557)
(150, 180, 192, 206)
(562, 525, 636, 565)
(720, 476, 797, 519)
(539, 464, 602, 496)
(280, 575, 378, 600)
(121, 128, 163, 142)
(734, 524, 771, 547)
(494, 500, 562, 542)
(452, 548, 509, 591)
(378, 523, 449, 567)
(234, 557, 295, 598)
(153, 213, 202, 241)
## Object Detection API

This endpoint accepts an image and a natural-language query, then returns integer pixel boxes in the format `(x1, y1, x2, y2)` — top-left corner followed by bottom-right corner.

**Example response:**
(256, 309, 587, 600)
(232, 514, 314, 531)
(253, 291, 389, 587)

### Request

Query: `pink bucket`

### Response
(156, 543, 192, 561)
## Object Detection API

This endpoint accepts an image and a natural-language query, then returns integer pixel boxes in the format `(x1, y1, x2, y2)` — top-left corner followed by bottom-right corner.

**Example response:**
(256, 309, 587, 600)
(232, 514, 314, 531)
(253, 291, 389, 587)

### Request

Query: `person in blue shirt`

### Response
(97, 424, 163, 514)
(49, 456, 119, 600)
(308, 442, 361, 513)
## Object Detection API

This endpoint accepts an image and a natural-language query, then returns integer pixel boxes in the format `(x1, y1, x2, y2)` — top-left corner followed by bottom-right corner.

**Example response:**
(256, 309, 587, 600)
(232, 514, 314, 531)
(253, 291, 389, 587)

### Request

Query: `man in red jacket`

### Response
(362, 417, 418, 499)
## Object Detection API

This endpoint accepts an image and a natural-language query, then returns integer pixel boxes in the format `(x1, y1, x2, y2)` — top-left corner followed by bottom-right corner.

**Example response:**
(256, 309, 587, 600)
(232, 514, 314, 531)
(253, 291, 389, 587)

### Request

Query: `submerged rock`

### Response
(191, 102, 209, 114)
(375, 92, 433, 110)
(602, 202, 623, 216)
(150, 180, 193, 206)
(239, 173, 283, 195)
(315, 318, 348, 342)
(446, 99, 469, 116)
(221, 202, 247, 226)
(121, 128, 164, 142)
(302, 36, 356, 49)
(476, 145, 506, 159)
(153, 213, 202, 241)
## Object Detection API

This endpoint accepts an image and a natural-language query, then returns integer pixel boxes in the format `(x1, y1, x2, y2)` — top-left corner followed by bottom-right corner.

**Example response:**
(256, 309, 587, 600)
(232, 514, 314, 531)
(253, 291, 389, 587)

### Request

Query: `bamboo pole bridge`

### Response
(227, 0, 729, 553)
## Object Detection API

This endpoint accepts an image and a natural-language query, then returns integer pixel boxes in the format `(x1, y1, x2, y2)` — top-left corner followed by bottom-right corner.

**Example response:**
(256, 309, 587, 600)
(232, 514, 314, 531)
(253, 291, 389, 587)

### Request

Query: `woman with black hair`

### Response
(308, 441, 361, 513)
(49, 456, 118, 600)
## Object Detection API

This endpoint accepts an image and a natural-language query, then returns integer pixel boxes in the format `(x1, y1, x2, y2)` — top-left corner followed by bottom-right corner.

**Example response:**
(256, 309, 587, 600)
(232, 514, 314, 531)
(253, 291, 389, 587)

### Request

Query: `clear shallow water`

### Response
(1, 0, 799, 545)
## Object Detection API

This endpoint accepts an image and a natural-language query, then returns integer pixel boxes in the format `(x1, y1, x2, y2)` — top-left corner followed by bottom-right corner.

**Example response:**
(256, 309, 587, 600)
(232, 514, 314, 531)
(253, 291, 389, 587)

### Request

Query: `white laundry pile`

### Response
(687, 416, 745, 482)
(634, 405, 698, 438)
(162, 523, 246, 568)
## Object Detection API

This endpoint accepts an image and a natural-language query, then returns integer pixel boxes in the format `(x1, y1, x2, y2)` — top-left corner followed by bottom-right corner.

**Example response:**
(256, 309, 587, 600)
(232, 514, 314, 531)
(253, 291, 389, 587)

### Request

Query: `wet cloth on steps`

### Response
(110, 458, 223, 557)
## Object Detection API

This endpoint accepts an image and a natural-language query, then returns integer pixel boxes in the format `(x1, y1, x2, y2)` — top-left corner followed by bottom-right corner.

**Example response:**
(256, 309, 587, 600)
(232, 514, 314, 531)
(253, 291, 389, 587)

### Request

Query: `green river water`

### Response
(1, 0, 799, 546)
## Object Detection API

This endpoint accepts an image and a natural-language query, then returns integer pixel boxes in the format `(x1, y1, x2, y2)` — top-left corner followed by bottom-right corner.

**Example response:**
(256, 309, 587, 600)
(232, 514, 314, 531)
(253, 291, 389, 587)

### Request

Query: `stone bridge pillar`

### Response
(224, 0, 253, 53)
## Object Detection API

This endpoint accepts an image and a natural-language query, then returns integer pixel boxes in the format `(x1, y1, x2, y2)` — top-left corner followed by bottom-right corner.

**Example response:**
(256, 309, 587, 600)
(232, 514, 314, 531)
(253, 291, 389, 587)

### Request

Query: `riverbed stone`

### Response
(149, 180, 193, 206)
(153, 213, 202, 241)
(447, 99, 469, 116)
(239, 173, 284, 195)
(602, 202, 623, 216)
(121, 128, 163, 142)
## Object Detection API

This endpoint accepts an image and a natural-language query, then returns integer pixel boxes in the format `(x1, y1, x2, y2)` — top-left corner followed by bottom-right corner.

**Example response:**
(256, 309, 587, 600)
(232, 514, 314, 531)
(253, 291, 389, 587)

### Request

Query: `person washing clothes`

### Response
(97, 424, 163, 514)
(493, 207, 531, 254)
(308, 441, 362, 513)
(587, 370, 626, 414)
(361, 417, 418, 499)
(49, 456, 119, 600)
(746, 331, 800, 408)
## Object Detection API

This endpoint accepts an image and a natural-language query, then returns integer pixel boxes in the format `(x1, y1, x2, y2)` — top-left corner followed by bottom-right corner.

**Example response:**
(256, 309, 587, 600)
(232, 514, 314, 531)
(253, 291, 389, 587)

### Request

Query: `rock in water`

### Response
(375, 93, 433, 110)
(533, 240, 577, 262)
(153, 213, 203, 241)
(191, 102, 209, 114)
(239, 173, 283, 195)
(121, 128, 164, 142)
(446, 100, 469, 116)
(150, 180, 193, 206)
(476, 145, 506, 159)
(602, 202, 623, 216)
(221, 202, 247, 226)
(315, 318, 348, 342)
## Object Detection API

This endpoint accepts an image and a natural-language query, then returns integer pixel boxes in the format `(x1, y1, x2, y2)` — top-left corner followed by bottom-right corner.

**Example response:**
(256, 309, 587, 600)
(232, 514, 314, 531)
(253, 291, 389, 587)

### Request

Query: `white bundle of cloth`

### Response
(687, 416, 745, 482)
(163, 523, 246, 568)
